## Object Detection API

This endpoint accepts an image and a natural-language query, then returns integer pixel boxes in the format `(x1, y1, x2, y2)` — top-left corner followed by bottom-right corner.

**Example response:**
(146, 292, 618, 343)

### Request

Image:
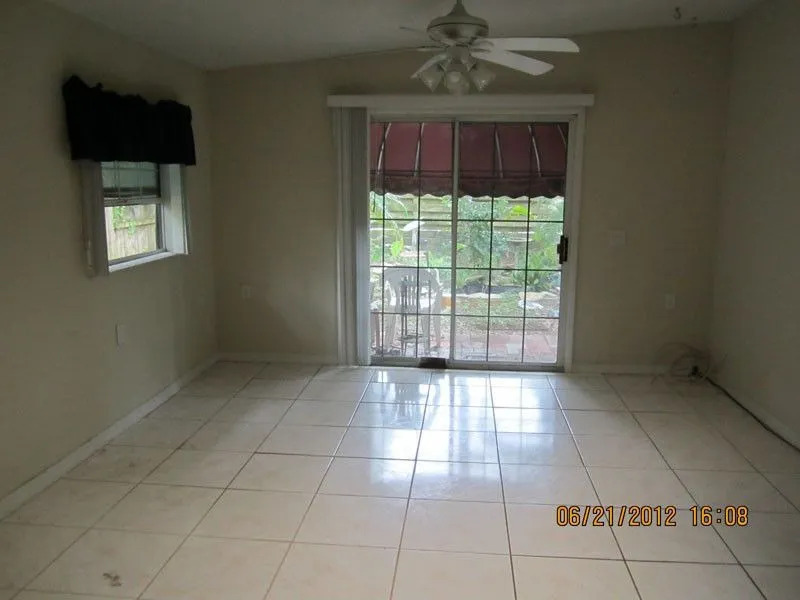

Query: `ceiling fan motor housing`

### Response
(427, 0, 489, 44)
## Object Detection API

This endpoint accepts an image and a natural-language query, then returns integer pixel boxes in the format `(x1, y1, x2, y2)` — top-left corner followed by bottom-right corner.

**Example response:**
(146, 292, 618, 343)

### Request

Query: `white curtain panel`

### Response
(331, 107, 370, 365)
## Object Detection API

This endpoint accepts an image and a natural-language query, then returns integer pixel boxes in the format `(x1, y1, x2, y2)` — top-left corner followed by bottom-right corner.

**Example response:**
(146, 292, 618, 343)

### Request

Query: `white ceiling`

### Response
(47, 0, 760, 69)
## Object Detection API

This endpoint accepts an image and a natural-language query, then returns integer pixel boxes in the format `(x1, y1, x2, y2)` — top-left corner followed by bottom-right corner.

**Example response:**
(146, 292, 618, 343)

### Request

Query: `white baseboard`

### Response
(218, 352, 339, 365)
(571, 363, 670, 375)
(0, 353, 219, 519)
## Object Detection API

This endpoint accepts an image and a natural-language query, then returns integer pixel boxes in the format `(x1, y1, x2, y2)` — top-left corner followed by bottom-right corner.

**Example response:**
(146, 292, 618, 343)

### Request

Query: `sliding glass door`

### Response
(369, 119, 570, 368)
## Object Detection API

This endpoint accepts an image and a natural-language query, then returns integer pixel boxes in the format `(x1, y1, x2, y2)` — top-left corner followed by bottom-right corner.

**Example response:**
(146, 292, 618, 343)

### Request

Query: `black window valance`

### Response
(62, 75, 197, 165)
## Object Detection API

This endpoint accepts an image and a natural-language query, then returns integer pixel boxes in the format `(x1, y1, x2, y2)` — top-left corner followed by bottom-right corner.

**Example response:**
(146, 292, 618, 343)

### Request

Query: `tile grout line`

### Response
(261, 366, 375, 600)
(133, 361, 294, 600)
(489, 379, 520, 600)
(617, 377, 769, 600)
(387, 371, 433, 600)
(572, 375, 644, 600)
(12, 360, 262, 596)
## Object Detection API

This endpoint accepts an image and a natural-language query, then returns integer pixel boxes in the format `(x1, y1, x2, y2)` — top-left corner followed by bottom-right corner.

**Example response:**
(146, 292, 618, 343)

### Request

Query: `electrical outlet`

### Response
(240, 284, 253, 300)
(664, 293, 676, 310)
(115, 323, 128, 346)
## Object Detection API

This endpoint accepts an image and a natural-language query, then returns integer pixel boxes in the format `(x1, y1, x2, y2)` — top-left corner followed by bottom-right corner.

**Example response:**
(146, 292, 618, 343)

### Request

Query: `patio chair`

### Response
(383, 267, 443, 356)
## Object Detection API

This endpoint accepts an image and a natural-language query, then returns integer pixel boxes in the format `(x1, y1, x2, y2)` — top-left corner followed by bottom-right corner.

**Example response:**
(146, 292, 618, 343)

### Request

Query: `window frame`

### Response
(79, 161, 190, 276)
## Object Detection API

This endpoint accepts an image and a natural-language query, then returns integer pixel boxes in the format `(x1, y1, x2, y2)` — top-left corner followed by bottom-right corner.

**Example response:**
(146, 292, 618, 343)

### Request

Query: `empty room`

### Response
(1, 0, 799, 598)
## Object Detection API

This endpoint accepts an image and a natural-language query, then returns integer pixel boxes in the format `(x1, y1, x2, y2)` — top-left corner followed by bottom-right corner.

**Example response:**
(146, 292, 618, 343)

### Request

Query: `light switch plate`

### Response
(115, 323, 128, 346)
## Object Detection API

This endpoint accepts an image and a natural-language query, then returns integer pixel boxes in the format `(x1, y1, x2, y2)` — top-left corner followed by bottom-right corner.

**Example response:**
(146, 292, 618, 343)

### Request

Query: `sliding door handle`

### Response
(556, 235, 569, 264)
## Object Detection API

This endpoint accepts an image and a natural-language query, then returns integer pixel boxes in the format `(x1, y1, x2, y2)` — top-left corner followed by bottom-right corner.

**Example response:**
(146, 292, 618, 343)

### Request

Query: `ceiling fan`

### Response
(403, 0, 579, 94)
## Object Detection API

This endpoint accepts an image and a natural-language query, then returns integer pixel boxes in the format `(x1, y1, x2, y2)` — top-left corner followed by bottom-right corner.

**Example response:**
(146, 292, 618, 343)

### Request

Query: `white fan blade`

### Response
(474, 49, 554, 76)
(411, 53, 448, 78)
(485, 37, 579, 53)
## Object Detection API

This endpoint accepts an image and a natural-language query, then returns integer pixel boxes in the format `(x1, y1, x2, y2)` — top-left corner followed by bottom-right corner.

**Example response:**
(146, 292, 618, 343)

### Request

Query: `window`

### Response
(101, 161, 163, 263)
(80, 160, 189, 275)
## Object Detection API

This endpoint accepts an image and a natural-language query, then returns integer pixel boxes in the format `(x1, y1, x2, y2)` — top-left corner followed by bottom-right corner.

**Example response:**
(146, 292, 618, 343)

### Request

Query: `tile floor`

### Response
(2, 363, 800, 599)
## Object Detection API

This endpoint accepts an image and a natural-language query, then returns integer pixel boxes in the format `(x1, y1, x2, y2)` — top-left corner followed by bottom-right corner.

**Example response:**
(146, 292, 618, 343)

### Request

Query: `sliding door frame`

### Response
(329, 95, 593, 371)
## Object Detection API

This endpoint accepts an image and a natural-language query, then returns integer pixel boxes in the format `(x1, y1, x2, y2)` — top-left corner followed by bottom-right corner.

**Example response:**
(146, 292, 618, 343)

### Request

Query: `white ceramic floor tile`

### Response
(427, 385, 492, 407)
(372, 368, 432, 384)
(613, 510, 735, 563)
(745, 566, 800, 600)
(314, 366, 374, 382)
(13, 593, 120, 600)
(416, 430, 498, 463)
(298, 380, 368, 401)
(336, 427, 420, 460)
(30, 529, 182, 597)
(144, 450, 249, 488)
(564, 410, 644, 436)
(493, 409, 569, 434)
(361, 383, 429, 404)
(502, 465, 599, 505)
(606, 374, 672, 393)
(110, 418, 203, 448)
(763, 472, 800, 508)
(266, 543, 396, 600)
(496, 433, 582, 466)
(589, 467, 694, 508)
(402, 499, 508, 554)
(723, 427, 800, 473)
(393, 550, 514, 600)
(423, 406, 495, 432)
(412, 461, 502, 502)
(142, 537, 287, 600)
(295, 494, 406, 547)
(280, 400, 357, 426)
(514, 556, 638, 600)
(629, 562, 763, 600)
(255, 363, 319, 380)
(505, 504, 620, 558)
(231, 454, 331, 492)
(573, 435, 668, 468)
(548, 374, 613, 392)
(648, 431, 754, 471)
(0, 523, 84, 589)
(200, 361, 265, 381)
(490, 387, 558, 409)
(211, 398, 292, 423)
(715, 512, 800, 565)
(351, 402, 426, 429)
(620, 391, 695, 412)
(179, 380, 241, 397)
(95, 484, 221, 534)
(181, 420, 275, 452)
(555, 389, 627, 411)
(68, 446, 171, 483)
(320, 458, 414, 498)
(236, 379, 307, 399)
(6, 480, 132, 527)
(430, 372, 490, 388)
(677, 470, 796, 512)
(257, 425, 346, 456)
(148, 395, 229, 421)
(195, 489, 312, 540)
(490, 373, 551, 389)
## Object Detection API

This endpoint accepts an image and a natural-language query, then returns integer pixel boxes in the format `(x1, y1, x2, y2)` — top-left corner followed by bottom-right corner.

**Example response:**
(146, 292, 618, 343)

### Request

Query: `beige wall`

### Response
(210, 24, 731, 368)
(710, 0, 800, 441)
(0, 0, 216, 498)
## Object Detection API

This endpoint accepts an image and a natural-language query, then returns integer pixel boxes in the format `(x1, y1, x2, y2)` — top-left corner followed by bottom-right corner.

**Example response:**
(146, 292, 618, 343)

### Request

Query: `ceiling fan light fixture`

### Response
(469, 62, 495, 92)
(417, 65, 444, 91)
(444, 69, 470, 95)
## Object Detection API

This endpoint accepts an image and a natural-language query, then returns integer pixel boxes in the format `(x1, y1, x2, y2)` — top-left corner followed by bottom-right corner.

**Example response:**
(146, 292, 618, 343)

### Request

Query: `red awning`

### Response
(370, 122, 568, 198)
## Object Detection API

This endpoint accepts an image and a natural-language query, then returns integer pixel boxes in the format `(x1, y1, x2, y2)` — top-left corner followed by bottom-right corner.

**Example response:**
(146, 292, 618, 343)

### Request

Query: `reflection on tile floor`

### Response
(2, 363, 800, 599)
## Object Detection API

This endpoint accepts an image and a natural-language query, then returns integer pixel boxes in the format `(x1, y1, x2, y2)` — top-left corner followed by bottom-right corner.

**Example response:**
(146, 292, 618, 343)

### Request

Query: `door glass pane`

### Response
(370, 120, 569, 366)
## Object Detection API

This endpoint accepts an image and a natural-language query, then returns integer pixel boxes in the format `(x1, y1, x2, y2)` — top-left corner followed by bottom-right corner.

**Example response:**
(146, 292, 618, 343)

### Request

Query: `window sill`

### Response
(109, 251, 180, 273)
